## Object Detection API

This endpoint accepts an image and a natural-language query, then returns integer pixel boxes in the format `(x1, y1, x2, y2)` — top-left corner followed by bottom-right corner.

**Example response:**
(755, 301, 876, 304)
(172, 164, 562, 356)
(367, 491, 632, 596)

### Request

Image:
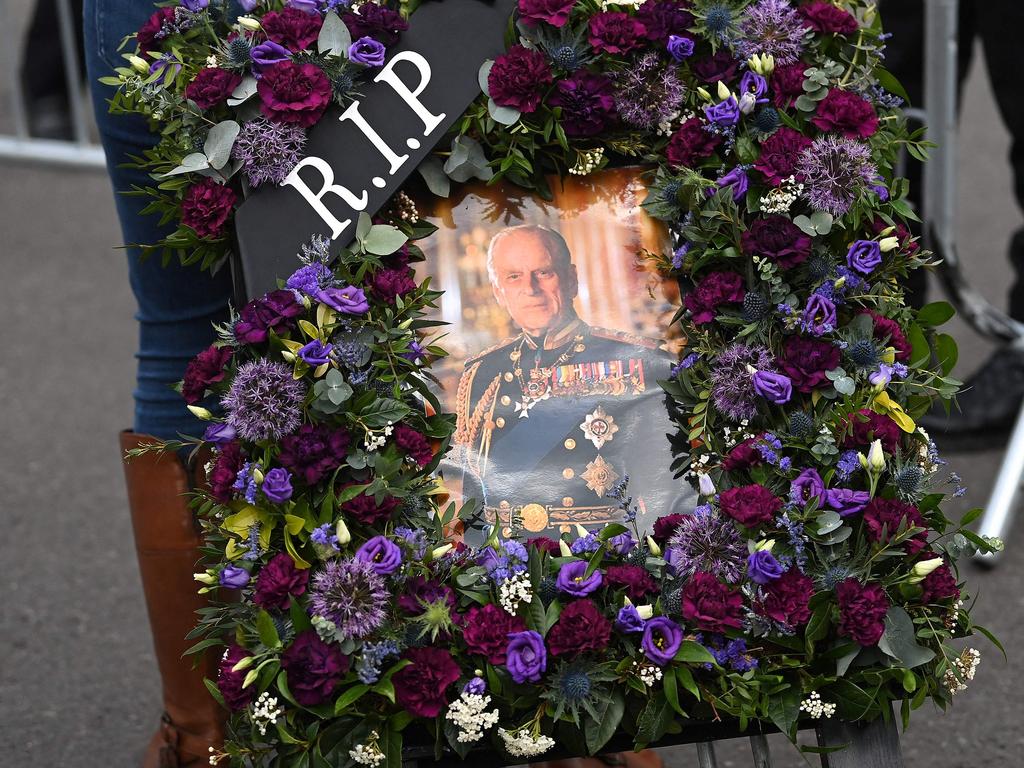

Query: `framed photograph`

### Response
(413, 167, 694, 542)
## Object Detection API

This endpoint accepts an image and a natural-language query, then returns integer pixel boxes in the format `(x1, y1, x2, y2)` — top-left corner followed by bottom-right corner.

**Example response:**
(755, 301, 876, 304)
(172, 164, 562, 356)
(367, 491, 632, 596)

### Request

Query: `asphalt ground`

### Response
(2, 34, 1023, 768)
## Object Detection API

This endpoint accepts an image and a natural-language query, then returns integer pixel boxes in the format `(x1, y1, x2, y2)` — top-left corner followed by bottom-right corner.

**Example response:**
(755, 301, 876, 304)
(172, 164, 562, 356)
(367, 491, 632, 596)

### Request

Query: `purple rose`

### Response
(704, 96, 740, 126)
(667, 34, 694, 60)
(506, 630, 547, 683)
(239, 0, 257, 9)
(262, 7, 324, 51)
(317, 285, 370, 314)
(615, 604, 646, 633)
(289, 0, 319, 12)
(587, 12, 647, 55)
(253, 552, 309, 610)
(752, 370, 792, 404)
(791, 468, 825, 506)
(181, 178, 236, 240)
(281, 629, 350, 706)
(741, 216, 813, 269)
(825, 488, 871, 516)
(298, 339, 333, 365)
(746, 550, 784, 585)
(641, 616, 683, 666)
(262, 467, 294, 504)
(234, 289, 304, 344)
(666, 117, 722, 168)
(355, 536, 403, 576)
(517, 0, 576, 27)
(779, 336, 841, 393)
(181, 1, 209, 13)
(812, 89, 879, 139)
(608, 531, 636, 555)
(185, 67, 241, 111)
(547, 72, 616, 138)
(203, 422, 236, 445)
(219, 565, 250, 589)
(754, 127, 813, 186)
(802, 294, 837, 336)
(715, 165, 748, 201)
(556, 560, 602, 596)
(348, 36, 386, 67)
(846, 240, 883, 275)
(258, 61, 332, 127)
(250, 41, 291, 76)
(488, 45, 552, 113)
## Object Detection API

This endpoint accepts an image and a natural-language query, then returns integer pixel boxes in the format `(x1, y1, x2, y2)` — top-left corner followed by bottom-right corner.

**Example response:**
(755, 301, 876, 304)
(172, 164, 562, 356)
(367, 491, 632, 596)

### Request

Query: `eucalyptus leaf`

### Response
(817, 525, 852, 545)
(834, 376, 856, 395)
(443, 135, 494, 182)
(487, 97, 521, 126)
(792, 214, 817, 236)
(318, 12, 351, 57)
(363, 225, 409, 256)
(227, 76, 257, 106)
(478, 60, 494, 96)
(815, 510, 843, 536)
(160, 152, 210, 178)
(809, 210, 834, 234)
(204, 120, 240, 170)
(417, 156, 450, 197)
(878, 607, 936, 668)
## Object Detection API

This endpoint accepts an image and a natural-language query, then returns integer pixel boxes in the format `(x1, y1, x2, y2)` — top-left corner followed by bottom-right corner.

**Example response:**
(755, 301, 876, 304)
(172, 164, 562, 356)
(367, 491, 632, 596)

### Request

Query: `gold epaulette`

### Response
(453, 360, 481, 446)
(589, 326, 661, 350)
(464, 335, 520, 365)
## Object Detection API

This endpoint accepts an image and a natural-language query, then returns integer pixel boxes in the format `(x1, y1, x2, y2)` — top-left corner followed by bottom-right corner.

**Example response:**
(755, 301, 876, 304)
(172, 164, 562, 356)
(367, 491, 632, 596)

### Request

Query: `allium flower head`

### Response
(796, 136, 877, 216)
(667, 507, 746, 583)
(735, 0, 808, 65)
(232, 116, 307, 187)
(709, 343, 775, 422)
(612, 52, 686, 130)
(222, 359, 306, 442)
(308, 559, 389, 640)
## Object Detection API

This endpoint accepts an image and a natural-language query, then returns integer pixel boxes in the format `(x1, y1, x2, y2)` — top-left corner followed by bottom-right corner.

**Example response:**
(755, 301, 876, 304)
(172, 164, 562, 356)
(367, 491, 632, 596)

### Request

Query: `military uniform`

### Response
(451, 314, 694, 542)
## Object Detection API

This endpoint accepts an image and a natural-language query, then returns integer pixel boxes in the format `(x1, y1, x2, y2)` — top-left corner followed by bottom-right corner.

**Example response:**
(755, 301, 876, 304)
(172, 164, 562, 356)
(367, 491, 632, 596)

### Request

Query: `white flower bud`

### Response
(636, 604, 654, 620)
(908, 557, 944, 583)
(335, 517, 351, 545)
(237, 16, 262, 31)
(431, 543, 453, 560)
(696, 86, 712, 101)
(738, 92, 757, 115)
(193, 571, 217, 585)
(187, 405, 214, 420)
(867, 439, 886, 472)
(698, 473, 716, 496)
(252, 467, 265, 484)
(646, 535, 662, 557)
(575, 523, 590, 539)
(879, 236, 900, 253)
(716, 80, 731, 100)
(559, 538, 573, 558)
(755, 539, 775, 552)
(128, 55, 150, 73)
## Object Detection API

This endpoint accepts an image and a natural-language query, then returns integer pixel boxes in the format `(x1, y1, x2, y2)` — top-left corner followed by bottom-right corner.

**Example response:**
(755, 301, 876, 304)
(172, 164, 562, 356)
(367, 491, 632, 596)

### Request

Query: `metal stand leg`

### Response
(974, 395, 1024, 563)
(748, 735, 771, 768)
(695, 742, 718, 768)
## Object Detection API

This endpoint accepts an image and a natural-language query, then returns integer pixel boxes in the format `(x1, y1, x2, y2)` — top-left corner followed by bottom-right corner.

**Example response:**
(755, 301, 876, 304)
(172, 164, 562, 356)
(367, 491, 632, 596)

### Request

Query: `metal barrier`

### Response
(0, 0, 105, 167)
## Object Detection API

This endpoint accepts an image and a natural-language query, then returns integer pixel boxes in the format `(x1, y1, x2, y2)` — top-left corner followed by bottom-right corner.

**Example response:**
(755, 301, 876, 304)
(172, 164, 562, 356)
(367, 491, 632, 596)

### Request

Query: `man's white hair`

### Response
(485, 224, 573, 286)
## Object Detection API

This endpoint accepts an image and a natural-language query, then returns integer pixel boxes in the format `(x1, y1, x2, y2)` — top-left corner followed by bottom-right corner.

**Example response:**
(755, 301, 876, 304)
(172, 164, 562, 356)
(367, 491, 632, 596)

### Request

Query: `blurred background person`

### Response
(20, 0, 84, 139)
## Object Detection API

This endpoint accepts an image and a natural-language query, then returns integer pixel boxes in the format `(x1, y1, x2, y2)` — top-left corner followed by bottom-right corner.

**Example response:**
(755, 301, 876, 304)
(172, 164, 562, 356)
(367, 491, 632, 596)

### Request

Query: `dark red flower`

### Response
(393, 646, 461, 717)
(652, 514, 686, 545)
(546, 599, 612, 657)
(799, 2, 859, 35)
(588, 11, 647, 55)
(863, 497, 928, 555)
(234, 289, 304, 344)
(517, 0, 576, 27)
(217, 644, 255, 711)
(182, 345, 232, 405)
(836, 578, 889, 646)
(841, 409, 902, 453)
(258, 60, 332, 127)
(462, 604, 527, 664)
(209, 441, 244, 503)
(692, 50, 740, 85)
(262, 7, 324, 51)
(812, 89, 879, 139)
(860, 310, 912, 362)
(488, 46, 552, 113)
(719, 484, 782, 528)
(253, 552, 309, 611)
(277, 423, 351, 485)
(281, 630, 349, 706)
(181, 178, 236, 240)
(759, 568, 815, 627)
(548, 72, 617, 137)
(770, 62, 807, 109)
(741, 216, 812, 269)
(605, 564, 657, 600)
(398, 576, 456, 616)
(754, 127, 814, 186)
(137, 8, 176, 56)
(394, 424, 433, 467)
(721, 438, 764, 472)
(342, 490, 401, 526)
(527, 537, 562, 555)
(185, 67, 242, 111)
(681, 571, 744, 632)
(665, 117, 722, 168)
(370, 267, 417, 304)
(684, 271, 746, 325)
(635, 0, 695, 43)
(778, 336, 841, 393)
(343, 3, 408, 46)
(920, 562, 960, 604)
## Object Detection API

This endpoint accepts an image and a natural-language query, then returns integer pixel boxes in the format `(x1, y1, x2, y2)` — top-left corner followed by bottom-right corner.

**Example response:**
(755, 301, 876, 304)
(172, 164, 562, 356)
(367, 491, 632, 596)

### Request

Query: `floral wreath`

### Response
(107, 0, 1001, 765)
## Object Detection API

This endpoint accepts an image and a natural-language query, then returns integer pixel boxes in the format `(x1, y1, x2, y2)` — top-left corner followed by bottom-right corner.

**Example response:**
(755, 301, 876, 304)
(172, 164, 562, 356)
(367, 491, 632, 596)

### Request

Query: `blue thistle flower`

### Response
(705, 5, 733, 34)
(559, 667, 592, 701)
(753, 107, 780, 133)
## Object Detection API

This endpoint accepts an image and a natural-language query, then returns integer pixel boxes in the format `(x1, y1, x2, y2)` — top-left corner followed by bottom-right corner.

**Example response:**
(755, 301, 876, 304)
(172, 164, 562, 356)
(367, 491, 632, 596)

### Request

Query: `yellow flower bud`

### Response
(646, 535, 662, 557)
(717, 80, 731, 100)
(833, 276, 847, 290)
(252, 467, 265, 484)
(755, 539, 775, 552)
(908, 556, 944, 584)
(242, 668, 259, 689)
(431, 543, 453, 560)
(128, 55, 150, 73)
(575, 523, 590, 539)
(193, 571, 217, 585)
(237, 16, 262, 31)
(879, 236, 900, 253)
(636, 604, 654, 620)
(696, 86, 712, 101)
(231, 655, 254, 673)
(187, 405, 214, 420)
(335, 517, 351, 545)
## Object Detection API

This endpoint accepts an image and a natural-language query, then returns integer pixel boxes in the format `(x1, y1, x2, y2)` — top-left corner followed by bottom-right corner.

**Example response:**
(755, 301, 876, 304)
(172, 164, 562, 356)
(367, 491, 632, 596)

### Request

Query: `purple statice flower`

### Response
(307, 559, 389, 639)
(286, 263, 333, 296)
(801, 294, 837, 336)
(222, 359, 306, 442)
(735, 0, 807, 66)
(834, 266, 867, 297)
(243, 523, 263, 561)
(796, 136, 878, 217)
(231, 116, 307, 188)
(667, 34, 694, 60)
(311, 523, 340, 551)
(612, 51, 686, 130)
(671, 352, 700, 376)
(871, 84, 904, 110)
(355, 639, 398, 684)
(232, 462, 259, 504)
(835, 450, 862, 481)
(616, 604, 646, 633)
(298, 339, 333, 365)
(776, 511, 808, 571)
(394, 526, 427, 560)
(671, 242, 690, 270)
(667, 508, 746, 583)
(754, 433, 785, 467)
(709, 343, 774, 422)
(570, 532, 601, 555)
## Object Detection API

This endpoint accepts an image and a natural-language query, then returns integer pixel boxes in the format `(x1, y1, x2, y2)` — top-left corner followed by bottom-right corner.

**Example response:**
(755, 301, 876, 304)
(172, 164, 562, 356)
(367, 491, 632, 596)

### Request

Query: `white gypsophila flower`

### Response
(350, 732, 386, 767)
(632, 660, 663, 687)
(499, 571, 533, 614)
(799, 691, 836, 719)
(760, 176, 805, 214)
(251, 692, 284, 736)
(445, 692, 500, 743)
(570, 148, 605, 176)
(943, 648, 981, 695)
(498, 728, 557, 758)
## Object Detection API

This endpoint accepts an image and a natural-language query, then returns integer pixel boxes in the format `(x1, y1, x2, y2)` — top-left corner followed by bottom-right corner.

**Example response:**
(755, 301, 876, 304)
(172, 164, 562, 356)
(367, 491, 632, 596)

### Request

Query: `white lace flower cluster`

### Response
(943, 648, 981, 695)
(759, 175, 805, 215)
(498, 728, 557, 758)
(364, 422, 395, 452)
(632, 660, 664, 687)
(349, 732, 386, 767)
(445, 691, 500, 743)
(499, 571, 533, 614)
(570, 148, 605, 176)
(799, 691, 836, 719)
(251, 691, 283, 736)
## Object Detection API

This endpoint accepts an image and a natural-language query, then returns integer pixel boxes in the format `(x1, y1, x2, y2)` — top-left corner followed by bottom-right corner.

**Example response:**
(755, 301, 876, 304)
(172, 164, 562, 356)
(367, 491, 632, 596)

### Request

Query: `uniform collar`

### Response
(522, 313, 586, 351)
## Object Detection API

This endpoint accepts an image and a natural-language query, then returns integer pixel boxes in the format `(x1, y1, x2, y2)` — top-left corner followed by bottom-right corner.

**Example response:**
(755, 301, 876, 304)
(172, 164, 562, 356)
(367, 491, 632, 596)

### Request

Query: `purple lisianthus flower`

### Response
(463, 676, 486, 695)
(318, 285, 370, 314)
(239, 0, 257, 10)
(667, 34, 694, 60)
(149, 53, 181, 77)
(298, 339, 333, 365)
(608, 531, 636, 555)
(870, 363, 895, 388)
(716, 166, 749, 201)
(615, 604, 646, 633)
(203, 422, 236, 445)
(355, 536, 403, 576)
(705, 96, 740, 126)
(746, 549, 784, 584)
(181, 0, 208, 11)
(506, 630, 546, 684)
(556, 560, 602, 596)
(251, 40, 292, 76)
(641, 616, 683, 666)
(752, 370, 792, 404)
(348, 36, 386, 67)
(402, 339, 425, 363)
(825, 488, 871, 516)
(289, 0, 319, 11)
(791, 468, 825, 506)
(801, 294, 837, 336)
(220, 565, 251, 589)
(847, 240, 883, 275)
(740, 71, 768, 101)
(262, 467, 294, 504)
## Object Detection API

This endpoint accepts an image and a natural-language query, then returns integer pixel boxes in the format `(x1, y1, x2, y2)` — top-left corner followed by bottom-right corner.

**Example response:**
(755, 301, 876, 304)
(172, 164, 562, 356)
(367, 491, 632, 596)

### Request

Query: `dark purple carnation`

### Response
(209, 441, 244, 504)
(860, 310, 912, 362)
(770, 62, 807, 108)
(778, 336, 841, 393)
(721, 438, 764, 472)
(684, 271, 746, 325)
(258, 61, 332, 127)
(692, 50, 740, 85)
(588, 11, 647, 55)
(665, 117, 722, 168)
(517, 0, 576, 27)
(137, 8, 176, 56)
(837, 578, 889, 646)
(182, 344, 232, 405)
(812, 89, 879, 139)
(370, 267, 417, 304)
(741, 216, 812, 269)
(234, 288, 304, 344)
(253, 552, 309, 611)
(281, 629, 349, 706)
(754, 127, 813, 185)
(488, 45, 553, 113)
(636, 0, 695, 43)
(641, 616, 683, 666)
(393, 424, 433, 467)
(343, 490, 401, 525)
(681, 571, 744, 632)
(920, 562, 960, 604)
(181, 178, 236, 240)
(758, 568, 814, 627)
(393, 647, 460, 717)
(652, 513, 686, 545)
(546, 599, 612, 657)
(262, 7, 324, 51)
(799, 2, 859, 35)
(604, 564, 657, 600)
(277, 423, 351, 485)
(342, 3, 408, 46)
(863, 497, 928, 555)
(526, 536, 562, 555)
(462, 604, 527, 664)
(719, 484, 782, 528)
(548, 72, 616, 137)
(217, 644, 255, 711)
(842, 409, 902, 453)
(185, 68, 242, 111)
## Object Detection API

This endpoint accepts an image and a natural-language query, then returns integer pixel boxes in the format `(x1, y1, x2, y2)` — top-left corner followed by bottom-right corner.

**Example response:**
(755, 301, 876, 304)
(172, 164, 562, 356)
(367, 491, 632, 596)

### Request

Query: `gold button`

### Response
(562, 468, 575, 479)
(562, 497, 575, 507)
(495, 417, 506, 428)
(504, 372, 514, 382)
(501, 395, 512, 406)
(564, 438, 576, 450)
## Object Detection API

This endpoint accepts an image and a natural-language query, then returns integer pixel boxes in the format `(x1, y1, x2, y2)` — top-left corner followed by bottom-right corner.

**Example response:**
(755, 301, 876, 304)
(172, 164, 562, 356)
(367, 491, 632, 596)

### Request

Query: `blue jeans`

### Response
(85, 0, 233, 441)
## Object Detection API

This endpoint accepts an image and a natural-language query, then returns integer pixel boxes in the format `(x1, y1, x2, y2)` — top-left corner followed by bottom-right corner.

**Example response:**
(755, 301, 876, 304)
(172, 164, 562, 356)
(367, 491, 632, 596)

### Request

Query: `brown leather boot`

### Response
(535, 751, 664, 768)
(121, 431, 225, 767)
